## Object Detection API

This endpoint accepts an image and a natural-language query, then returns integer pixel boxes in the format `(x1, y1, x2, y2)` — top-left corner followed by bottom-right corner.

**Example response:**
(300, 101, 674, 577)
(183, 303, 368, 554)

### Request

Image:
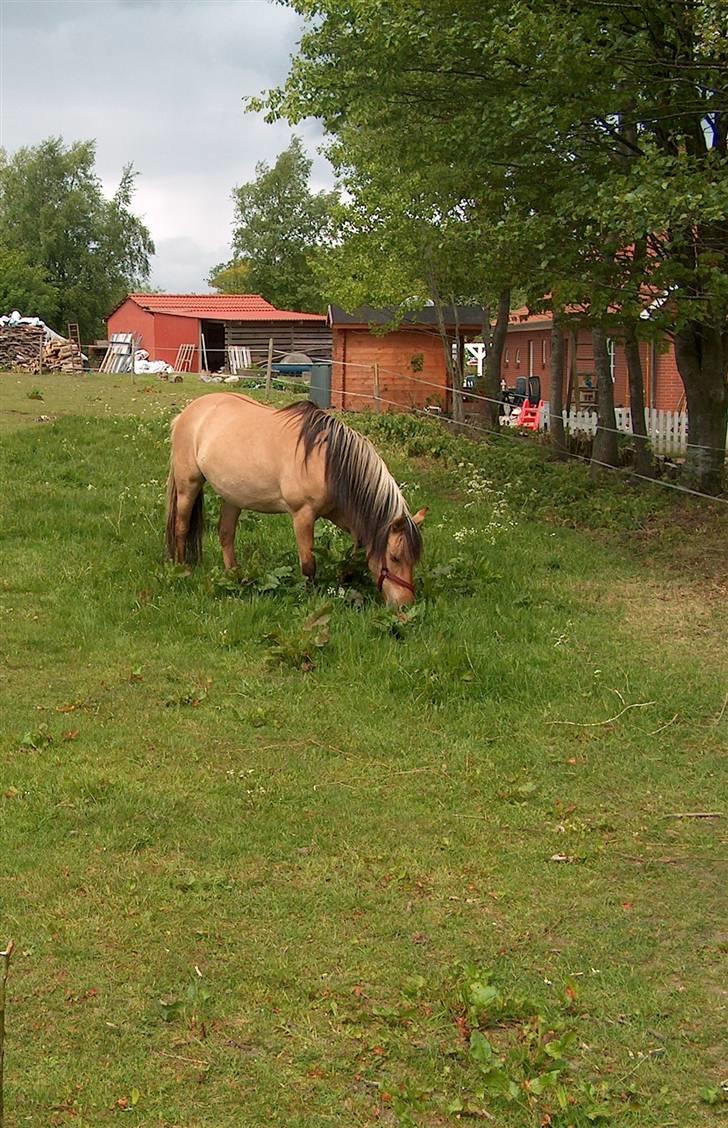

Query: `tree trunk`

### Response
(591, 326, 619, 470)
(565, 330, 577, 413)
(549, 314, 567, 458)
(451, 298, 466, 426)
(623, 322, 653, 478)
(479, 288, 510, 431)
(674, 320, 728, 495)
(427, 272, 463, 424)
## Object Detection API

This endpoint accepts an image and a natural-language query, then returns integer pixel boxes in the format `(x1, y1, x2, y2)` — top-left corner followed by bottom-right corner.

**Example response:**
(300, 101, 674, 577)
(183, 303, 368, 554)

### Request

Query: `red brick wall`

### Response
(332, 327, 449, 412)
(653, 340, 685, 410)
(503, 324, 685, 411)
(503, 327, 552, 388)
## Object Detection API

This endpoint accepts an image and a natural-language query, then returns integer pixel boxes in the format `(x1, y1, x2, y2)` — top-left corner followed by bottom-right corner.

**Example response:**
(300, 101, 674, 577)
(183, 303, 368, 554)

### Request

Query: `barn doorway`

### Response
(200, 319, 226, 372)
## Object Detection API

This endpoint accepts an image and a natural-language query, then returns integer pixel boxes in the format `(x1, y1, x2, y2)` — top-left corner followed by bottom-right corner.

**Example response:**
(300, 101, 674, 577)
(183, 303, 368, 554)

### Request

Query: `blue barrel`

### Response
(309, 363, 332, 409)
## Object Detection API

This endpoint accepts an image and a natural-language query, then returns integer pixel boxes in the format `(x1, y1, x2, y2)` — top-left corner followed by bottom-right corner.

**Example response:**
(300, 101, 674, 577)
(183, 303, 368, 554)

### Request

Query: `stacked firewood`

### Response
(0, 325, 84, 372)
(0, 324, 44, 370)
(41, 336, 84, 372)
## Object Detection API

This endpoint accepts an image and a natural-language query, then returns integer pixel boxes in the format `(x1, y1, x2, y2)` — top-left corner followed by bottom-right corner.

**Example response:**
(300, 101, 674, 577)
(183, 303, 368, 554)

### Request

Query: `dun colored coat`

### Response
(166, 394, 426, 605)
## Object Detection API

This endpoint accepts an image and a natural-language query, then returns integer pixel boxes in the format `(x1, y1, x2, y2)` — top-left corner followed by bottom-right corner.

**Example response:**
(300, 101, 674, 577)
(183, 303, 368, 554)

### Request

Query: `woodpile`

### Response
(0, 324, 84, 373)
(0, 324, 44, 370)
(42, 337, 84, 372)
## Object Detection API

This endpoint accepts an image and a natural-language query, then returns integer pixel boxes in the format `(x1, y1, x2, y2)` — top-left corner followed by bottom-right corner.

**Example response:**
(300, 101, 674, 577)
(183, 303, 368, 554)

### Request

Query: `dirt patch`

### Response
(618, 576, 728, 671)
(626, 500, 728, 583)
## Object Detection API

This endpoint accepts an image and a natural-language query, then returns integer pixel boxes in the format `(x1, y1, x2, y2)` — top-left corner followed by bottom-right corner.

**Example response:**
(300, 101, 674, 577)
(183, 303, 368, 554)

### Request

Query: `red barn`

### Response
(106, 293, 330, 372)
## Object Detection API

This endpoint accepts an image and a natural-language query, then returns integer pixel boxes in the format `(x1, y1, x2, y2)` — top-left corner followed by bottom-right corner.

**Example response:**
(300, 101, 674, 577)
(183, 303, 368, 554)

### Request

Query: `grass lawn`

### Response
(1, 371, 726, 1127)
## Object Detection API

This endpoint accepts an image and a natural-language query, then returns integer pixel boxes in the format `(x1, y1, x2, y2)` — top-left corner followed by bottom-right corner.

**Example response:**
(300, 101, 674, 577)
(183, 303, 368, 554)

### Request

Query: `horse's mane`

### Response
(278, 401, 422, 564)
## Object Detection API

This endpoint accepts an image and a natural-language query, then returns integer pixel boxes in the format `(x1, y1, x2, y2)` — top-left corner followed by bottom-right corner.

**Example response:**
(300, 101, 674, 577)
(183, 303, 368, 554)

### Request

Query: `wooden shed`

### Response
(328, 304, 485, 412)
(106, 293, 330, 373)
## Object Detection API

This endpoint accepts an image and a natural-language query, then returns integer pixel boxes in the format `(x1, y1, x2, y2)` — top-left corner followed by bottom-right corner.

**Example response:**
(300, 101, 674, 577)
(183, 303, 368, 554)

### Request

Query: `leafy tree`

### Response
(228, 136, 338, 312)
(0, 244, 58, 325)
(207, 259, 252, 294)
(260, 1, 728, 492)
(253, 5, 562, 431)
(0, 137, 154, 342)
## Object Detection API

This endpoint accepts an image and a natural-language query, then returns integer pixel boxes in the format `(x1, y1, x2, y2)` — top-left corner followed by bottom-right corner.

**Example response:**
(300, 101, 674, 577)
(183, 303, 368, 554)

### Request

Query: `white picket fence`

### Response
(540, 405, 710, 457)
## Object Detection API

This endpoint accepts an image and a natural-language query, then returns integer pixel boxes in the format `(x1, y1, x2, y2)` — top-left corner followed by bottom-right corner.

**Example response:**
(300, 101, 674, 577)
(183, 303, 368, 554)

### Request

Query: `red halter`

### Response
(378, 567, 416, 596)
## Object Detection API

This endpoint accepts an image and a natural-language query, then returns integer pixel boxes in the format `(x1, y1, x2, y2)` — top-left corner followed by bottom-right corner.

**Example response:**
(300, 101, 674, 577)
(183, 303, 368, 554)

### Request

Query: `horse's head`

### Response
(371, 508, 427, 607)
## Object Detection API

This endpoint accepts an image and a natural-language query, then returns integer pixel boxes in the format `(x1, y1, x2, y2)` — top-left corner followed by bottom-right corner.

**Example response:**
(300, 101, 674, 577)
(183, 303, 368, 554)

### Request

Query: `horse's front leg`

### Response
(218, 501, 241, 570)
(291, 507, 316, 582)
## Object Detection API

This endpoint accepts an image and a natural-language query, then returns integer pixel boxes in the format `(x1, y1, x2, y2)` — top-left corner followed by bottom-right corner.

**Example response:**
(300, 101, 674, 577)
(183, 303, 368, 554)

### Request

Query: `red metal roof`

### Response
(110, 293, 326, 323)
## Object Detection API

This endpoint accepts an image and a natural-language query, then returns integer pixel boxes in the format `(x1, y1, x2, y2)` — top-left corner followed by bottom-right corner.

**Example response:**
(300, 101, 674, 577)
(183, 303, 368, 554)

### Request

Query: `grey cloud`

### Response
(151, 235, 230, 291)
(0, 0, 333, 290)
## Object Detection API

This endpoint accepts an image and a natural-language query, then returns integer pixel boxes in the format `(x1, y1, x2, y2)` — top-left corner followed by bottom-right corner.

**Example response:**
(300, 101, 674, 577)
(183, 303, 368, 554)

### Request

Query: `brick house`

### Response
(503, 308, 685, 411)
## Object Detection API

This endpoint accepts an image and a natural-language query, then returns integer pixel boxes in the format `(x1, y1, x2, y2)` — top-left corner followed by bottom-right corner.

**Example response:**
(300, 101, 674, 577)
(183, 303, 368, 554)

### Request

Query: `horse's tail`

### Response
(165, 415, 205, 565)
(165, 460, 178, 560)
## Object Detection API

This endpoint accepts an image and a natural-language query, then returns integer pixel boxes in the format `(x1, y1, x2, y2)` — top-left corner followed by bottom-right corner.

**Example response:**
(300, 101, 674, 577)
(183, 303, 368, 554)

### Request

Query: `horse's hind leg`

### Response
(218, 501, 241, 570)
(292, 506, 316, 581)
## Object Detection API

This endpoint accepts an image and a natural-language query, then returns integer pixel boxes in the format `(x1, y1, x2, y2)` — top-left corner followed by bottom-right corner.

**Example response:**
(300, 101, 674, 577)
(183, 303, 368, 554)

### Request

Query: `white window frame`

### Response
(607, 337, 616, 383)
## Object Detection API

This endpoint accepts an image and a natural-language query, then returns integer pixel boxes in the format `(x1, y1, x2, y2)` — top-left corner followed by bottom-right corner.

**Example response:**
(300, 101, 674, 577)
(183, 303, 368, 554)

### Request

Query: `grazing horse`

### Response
(165, 395, 426, 605)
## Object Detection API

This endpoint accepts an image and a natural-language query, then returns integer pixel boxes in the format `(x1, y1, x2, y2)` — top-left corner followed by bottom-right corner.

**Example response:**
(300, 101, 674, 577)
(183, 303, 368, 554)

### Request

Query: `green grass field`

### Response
(1, 372, 726, 1127)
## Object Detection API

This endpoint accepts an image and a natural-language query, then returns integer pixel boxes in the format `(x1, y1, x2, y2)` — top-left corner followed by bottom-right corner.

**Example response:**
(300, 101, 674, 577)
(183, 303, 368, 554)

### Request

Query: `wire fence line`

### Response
(98, 340, 727, 456)
(300, 356, 726, 453)
(261, 373, 728, 507)
(285, 356, 724, 459)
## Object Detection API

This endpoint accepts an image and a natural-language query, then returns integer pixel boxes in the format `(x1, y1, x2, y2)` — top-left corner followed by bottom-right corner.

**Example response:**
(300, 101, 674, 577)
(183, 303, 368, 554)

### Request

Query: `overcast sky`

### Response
(0, 0, 332, 290)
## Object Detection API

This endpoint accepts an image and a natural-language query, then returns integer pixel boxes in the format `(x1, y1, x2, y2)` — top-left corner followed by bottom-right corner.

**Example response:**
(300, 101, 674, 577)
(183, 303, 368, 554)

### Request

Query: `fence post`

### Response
(265, 337, 274, 401)
(1, 939, 14, 1128)
(373, 362, 381, 413)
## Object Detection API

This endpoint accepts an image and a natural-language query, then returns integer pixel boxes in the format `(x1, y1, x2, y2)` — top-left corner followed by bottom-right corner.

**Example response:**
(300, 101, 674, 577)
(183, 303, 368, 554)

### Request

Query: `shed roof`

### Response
(328, 303, 485, 330)
(108, 293, 327, 323)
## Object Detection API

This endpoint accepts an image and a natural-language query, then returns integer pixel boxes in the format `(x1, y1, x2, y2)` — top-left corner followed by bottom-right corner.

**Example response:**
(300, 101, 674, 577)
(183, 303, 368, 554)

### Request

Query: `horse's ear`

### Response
(390, 515, 408, 532)
(412, 507, 428, 526)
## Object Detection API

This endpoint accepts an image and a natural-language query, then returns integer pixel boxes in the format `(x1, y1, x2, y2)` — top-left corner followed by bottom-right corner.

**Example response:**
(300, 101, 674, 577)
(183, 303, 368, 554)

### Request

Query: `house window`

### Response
(542, 338, 547, 367)
(515, 347, 521, 366)
(504, 348, 510, 366)
(607, 337, 616, 383)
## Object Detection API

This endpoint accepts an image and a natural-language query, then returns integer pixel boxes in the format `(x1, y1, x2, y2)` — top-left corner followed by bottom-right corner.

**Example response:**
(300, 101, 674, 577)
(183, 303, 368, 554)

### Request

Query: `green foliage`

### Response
(158, 976, 214, 1029)
(0, 243, 58, 326)
(0, 137, 154, 340)
(226, 136, 338, 312)
(206, 258, 251, 294)
(350, 410, 675, 531)
(370, 602, 425, 638)
(261, 0, 728, 490)
(205, 562, 297, 599)
(457, 969, 621, 1124)
(263, 602, 333, 670)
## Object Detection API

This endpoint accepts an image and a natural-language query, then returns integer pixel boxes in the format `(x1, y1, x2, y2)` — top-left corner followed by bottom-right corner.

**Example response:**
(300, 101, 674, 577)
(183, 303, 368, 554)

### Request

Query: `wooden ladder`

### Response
(67, 323, 81, 349)
(174, 343, 195, 372)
